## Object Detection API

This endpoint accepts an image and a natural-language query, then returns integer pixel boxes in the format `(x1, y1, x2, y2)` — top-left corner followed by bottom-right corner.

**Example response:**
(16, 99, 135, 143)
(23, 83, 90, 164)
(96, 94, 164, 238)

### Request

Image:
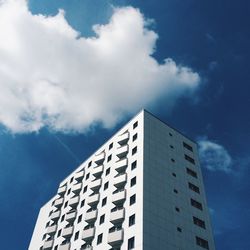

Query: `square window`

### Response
(130, 177, 136, 187)
(191, 198, 203, 210)
(196, 236, 209, 249)
(97, 233, 103, 245)
(61, 214, 65, 222)
(107, 155, 112, 162)
(173, 189, 178, 194)
(102, 197, 107, 207)
(104, 181, 109, 190)
(131, 161, 137, 170)
(172, 173, 176, 177)
(128, 237, 135, 250)
(170, 145, 174, 149)
(132, 146, 137, 155)
(188, 182, 200, 193)
(169, 132, 173, 136)
(133, 121, 138, 129)
(99, 214, 105, 225)
(74, 231, 79, 241)
(129, 214, 135, 226)
(130, 194, 136, 205)
(106, 168, 110, 176)
(83, 186, 87, 193)
(175, 207, 180, 212)
(185, 154, 195, 164)
(132, 133, 138, 141)
(80, 199, 85, 207)
(109, 143, 113, 150)
(57, 229, 62, 237)
(77, 215, 82, 223)
(177, 227, 182, 232)
(171, 158, 175, 163)
(183, 142, 193, 152)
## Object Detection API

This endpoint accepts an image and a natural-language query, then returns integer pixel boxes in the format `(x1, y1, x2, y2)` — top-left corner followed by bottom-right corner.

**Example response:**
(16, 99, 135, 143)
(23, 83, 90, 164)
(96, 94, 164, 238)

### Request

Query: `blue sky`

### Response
(0, 0, 249, 249)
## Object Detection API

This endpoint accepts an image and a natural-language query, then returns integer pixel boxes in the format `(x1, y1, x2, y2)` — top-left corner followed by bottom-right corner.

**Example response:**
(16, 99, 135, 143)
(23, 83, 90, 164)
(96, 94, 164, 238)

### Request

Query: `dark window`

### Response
(104, 181, 109, 190)
(107, 155, 112, 162)
(129, 214, 135, 226)
(102, 197, 107, 206)
(131, 161, 137, 170)
(67, 188, 71, 195)
(175, 207, 180, 212)
(42, 234, 46, 240)
(106, 168, 110, 176)
(130, 194, 136, 205)
(132, 133, 138, 141)
(196, 236, 209, 249)
(80, 199, 85, 207)
(185, 154, 195, 164)
(183, 142, 193, 152)
(54, 246, 58, 250)
(172, 173, 176, 177)
(193, 217, 206, 229)
(109, 143, 113, 150)
(132, 146, 137, 155)
(171, 158, 175, 163)
(64, 201, 68, 208)
(57, 229, 62, 237)
(45, 221, 50, 227)
(169, 132, 173, 136)
(188, 182, 200, 194)
(70, 177, 74, 183)
(77, 215, 82, 223)
(88, 161, 92, 168)
(170, 145, 174, 149)
(97, 233, 103, 245)
(86, 173, 90, 180)
(61, 214, 65, 222)
(99, 214, 105, 225)
(133, 121, 138, 129)
(191, 199, 203, 210)
(128, 237, 135, 250)
(83, 186, 87, 193)
(130, 177, 136, 187)
(173, 189, 178, 194)
(74, 231, 79, 241)
(177, 227, 182, 232)
(186, 168, 197, 178)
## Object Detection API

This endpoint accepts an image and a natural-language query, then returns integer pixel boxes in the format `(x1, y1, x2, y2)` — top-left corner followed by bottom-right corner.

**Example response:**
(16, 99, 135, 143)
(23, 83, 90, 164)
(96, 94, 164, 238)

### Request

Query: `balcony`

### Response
(116, 145, 129, 159)
(57, 185, 67, 195)
(68, 196, 79, 207)
(62, 225, 74, 238)
(81, 245, 93, 250)
(72, 183, 82, 194)
(108, 229, 124, 246)
(75, 170, 84, 181)
(54, 198, 64, 208)
(85, 210, 98, 223)
(115, 158, 128, 172)
(89, 179, 102, 191)
(110, 208, 125, 224)
(65, 211, 77, 222)
(87, 194, 100, 206)
(114, 173, 127, 188)
(92, 165, 104, 177)
(51, 210, 60, 221)
(112, 190, 126, 205)
(82, 227, 95, 241)
(58, 242, 70, 250)
(47, 225, 57, 235)
(117, 132, 129, 145)
(43, 239, 54, 250)
(94, 152, 105, 165)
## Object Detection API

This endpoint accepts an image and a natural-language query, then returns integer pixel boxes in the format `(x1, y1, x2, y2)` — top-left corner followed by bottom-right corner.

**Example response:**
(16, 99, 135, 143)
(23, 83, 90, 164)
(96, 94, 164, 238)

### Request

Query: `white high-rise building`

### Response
(29, 110, 215, 250)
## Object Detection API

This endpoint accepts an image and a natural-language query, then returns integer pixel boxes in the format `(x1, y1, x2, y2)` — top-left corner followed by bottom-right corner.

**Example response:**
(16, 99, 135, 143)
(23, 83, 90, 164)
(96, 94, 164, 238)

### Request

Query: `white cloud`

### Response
(0, 0, 200, 133)
(198, 138, 232, 172)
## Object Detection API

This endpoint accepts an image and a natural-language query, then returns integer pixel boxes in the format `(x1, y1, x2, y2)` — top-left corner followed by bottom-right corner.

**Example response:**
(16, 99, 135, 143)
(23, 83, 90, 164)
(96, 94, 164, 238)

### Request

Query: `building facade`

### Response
(29, 110, 215, 250)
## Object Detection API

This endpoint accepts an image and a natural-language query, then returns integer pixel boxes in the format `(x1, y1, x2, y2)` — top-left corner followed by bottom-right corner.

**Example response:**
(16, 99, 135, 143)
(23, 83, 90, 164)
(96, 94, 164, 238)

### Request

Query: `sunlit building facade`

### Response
(29, 110, 215, 250)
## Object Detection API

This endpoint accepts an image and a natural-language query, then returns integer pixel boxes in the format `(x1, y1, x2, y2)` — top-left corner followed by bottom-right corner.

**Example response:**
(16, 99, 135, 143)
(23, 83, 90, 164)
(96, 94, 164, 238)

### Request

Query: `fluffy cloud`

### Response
(198, 138, 232, 172)
(0, 0, 200, 133)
